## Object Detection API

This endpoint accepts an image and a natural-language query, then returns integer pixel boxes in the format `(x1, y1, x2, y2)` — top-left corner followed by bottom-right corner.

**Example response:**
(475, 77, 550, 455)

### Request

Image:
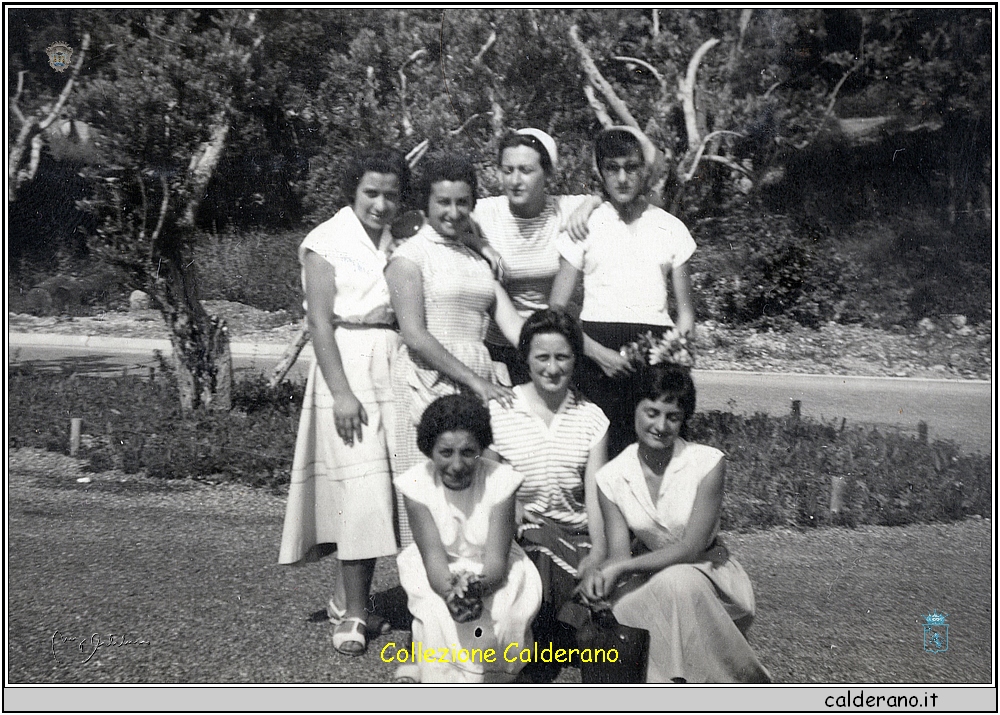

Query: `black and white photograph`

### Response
(5, 5, 995, 711)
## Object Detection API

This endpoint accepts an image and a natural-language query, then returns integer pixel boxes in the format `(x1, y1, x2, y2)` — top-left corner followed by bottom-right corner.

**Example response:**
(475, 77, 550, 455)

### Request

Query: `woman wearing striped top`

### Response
(386, 154, 525, 546)
(486, 309, 609, 667)
(471, 129, 601, 385)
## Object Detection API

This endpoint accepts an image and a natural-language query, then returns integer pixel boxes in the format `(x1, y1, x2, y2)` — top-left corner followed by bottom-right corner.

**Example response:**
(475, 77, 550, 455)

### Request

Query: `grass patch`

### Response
(8, 365, 990, 529)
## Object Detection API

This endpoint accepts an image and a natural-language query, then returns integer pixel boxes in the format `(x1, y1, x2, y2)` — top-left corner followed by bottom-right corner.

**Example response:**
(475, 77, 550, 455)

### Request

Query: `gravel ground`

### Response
(7, 449, 992, 685)
(8, 300, 993, 380)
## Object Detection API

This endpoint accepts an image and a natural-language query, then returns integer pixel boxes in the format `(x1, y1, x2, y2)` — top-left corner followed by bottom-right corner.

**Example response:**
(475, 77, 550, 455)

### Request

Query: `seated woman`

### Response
(486, 308, 608, 652)
(394, 394, 542, 683)
(579, 363, 771, 683)
(386, 153, 525, 545)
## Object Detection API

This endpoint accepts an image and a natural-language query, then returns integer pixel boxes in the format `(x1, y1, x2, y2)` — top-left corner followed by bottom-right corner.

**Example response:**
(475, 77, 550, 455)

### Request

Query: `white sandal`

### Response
(332, 617, 367, 657)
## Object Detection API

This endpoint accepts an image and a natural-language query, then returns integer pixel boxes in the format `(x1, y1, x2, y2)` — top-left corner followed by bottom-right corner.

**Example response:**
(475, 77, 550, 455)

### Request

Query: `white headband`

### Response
(516, 128, 558, 172)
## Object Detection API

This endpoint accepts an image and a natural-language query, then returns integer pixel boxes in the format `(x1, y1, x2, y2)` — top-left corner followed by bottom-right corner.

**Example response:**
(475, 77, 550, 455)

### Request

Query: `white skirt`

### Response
(278, 327, 400, 563)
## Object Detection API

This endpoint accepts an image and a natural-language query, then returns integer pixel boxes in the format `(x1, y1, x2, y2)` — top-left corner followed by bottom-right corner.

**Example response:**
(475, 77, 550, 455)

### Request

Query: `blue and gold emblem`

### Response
(922, 611, 948, 654)
(46, 42, 73, 72)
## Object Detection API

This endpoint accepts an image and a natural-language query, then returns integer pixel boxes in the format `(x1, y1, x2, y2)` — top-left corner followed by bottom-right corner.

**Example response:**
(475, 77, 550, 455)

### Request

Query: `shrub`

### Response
(8, 365, 303, 491)
(8, 365, 990, 528)
(191, 228, 305, 317)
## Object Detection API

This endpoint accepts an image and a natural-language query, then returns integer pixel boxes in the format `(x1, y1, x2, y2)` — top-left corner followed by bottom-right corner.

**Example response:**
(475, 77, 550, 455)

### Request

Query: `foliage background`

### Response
(7, 7, 992, 331)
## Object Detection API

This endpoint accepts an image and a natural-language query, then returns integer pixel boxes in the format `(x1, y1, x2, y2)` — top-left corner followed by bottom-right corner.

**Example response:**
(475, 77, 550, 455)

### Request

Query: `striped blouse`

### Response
(488, 385, 609, 530)
(473, 195, 590, 344)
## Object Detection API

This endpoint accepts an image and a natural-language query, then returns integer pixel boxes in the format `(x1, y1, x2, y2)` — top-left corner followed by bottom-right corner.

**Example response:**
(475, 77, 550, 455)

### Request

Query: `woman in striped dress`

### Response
(471, 129, 601, 386)
(386, 154, 526, 545)
(486, 308, 609, 669)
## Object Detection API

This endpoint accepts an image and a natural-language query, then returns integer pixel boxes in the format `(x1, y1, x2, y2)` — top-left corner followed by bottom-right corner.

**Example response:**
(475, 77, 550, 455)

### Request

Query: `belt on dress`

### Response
(332, 321, 397, 330)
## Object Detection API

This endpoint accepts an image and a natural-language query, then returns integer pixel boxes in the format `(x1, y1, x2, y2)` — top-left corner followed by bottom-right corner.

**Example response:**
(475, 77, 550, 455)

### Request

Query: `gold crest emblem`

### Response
(46, 42, 73, 72)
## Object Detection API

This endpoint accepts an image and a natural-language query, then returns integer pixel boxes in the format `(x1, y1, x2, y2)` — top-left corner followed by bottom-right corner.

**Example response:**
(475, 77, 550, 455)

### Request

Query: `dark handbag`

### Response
(575, 603, 650, 684)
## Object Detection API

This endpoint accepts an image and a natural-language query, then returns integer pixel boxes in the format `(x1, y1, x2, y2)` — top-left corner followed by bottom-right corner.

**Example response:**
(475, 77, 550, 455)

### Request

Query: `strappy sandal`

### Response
(332, 617, 367, 657)
(326, 597, 392, 635)
(394, 664, 420, 683)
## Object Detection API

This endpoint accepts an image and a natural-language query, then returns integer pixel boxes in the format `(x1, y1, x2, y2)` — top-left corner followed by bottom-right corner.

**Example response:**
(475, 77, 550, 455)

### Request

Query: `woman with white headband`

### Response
(471, 128, 602, 385)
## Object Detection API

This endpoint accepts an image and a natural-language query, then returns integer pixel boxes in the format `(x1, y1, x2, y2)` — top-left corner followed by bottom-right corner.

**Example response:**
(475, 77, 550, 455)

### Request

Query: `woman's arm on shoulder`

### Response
(491, 282, 525, 348)
(479, 492, 518, 598)
(560, 194, 603, 242)
(406, 496, 455, 598)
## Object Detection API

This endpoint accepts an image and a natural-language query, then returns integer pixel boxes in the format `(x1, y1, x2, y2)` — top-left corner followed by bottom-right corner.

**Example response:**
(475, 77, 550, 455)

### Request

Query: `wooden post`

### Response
(918, 421, 928, 444)
(69, 418, 82, 456)
(791, 400, 801, 421)
(830, 475, 847, 513)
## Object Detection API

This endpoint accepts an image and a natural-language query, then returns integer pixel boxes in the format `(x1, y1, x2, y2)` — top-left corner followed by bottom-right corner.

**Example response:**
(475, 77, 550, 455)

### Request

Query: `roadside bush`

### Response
(8, 365, 302, 491)
(688, 411, 991, 531)
(8, 365, 990, 528)
(191, 228, 305, 318)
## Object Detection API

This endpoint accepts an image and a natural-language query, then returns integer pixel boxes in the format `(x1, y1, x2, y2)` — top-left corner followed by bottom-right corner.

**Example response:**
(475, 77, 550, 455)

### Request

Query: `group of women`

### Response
(277, 127, 770, 684)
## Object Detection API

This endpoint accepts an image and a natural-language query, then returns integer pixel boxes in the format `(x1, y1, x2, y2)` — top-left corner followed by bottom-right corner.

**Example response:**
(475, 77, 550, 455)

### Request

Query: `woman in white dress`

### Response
(278, 150, 407, 656)
(394, 394, 542, 683)
(579, 364, 771, 683)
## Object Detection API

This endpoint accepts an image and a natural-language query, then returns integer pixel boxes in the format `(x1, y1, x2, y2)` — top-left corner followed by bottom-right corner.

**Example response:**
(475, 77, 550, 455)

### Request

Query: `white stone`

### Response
(129, 290, 151, 311)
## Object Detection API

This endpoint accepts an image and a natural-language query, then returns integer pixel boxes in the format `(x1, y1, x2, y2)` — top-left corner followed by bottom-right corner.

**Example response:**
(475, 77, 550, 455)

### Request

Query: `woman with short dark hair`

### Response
(386, 153, 526, 545)
(579, 363, 770, 683)
(278, 148, 409, 657)
(487, 308, 609, 676)
(394, 394, 542, 683)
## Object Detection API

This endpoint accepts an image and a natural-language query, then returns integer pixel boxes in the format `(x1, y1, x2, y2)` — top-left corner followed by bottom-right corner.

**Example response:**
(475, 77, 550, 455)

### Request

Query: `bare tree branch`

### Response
(472, 29, 496, 64)
(449, 113, 486, 136)
(612, 55, 666, 89)
(583, 85, 614, 128)
(682, 130, 749, 182)
(12, 71, 27, 124)
(398, 48, 427, 137)
(569, 24, 640, 129)
(677, 37, 720, 151)
(651, 9, 659, 38)
(38, 33, 91, 133)
(25, 134, 44, 184)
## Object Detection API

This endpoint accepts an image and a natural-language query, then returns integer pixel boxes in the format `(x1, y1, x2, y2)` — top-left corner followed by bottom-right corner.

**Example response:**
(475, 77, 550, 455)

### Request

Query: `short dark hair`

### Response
(517, 308, 584, 362)
(416, 393, 493, 457)
(594, 129, 643, 170)
(633, 364, 697, 425)
(343, 149, 410, 202)
(418, 153, 478, 211)
(497, 132, 553, 175)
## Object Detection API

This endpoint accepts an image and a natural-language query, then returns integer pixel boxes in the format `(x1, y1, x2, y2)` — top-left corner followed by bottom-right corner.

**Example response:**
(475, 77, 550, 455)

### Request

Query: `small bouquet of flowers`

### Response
(619, 327, 695, 369)
(445, 569, 484, 623)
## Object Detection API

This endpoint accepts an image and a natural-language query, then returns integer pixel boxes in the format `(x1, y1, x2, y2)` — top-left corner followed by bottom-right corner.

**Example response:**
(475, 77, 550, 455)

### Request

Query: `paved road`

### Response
(8, 334, 993, 454)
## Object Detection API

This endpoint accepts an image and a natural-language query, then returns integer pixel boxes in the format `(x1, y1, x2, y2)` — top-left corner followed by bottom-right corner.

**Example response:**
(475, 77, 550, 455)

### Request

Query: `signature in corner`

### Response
(51, 630, 150, 664)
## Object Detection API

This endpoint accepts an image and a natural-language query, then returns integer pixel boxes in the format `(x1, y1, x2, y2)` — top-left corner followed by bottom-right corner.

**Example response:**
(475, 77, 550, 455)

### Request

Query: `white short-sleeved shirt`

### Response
(489, 386, 609, 530)
(299, 205, 394, 324)
(473, 195, 590, 343)
(555, 202, 696, 325)
(596, 439, 723, 551)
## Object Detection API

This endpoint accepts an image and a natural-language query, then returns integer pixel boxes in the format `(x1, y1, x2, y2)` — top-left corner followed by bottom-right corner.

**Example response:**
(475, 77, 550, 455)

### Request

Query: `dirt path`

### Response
(7, 449, 991, 685)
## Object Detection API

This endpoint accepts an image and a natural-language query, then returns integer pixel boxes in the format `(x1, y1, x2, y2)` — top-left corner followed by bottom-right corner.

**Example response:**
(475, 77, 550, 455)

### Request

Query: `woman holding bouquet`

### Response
(394, 394, 542, 683)
(549, 126, 695, 458)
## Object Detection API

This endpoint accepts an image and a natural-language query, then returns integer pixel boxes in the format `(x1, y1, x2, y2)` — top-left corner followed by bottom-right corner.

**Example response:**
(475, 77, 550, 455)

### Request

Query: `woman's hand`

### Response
(515, 501, 544, 527)
(332, 391, 367, 446)
(446, 592, 483, 623)
(590, 342, 635, 379)
(470, 377, 515, 409)
(562, 195, 602, 242)
(481, 245, 507, 283)
(575, 552, 601, 577)
(577, 561, 621, 603)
